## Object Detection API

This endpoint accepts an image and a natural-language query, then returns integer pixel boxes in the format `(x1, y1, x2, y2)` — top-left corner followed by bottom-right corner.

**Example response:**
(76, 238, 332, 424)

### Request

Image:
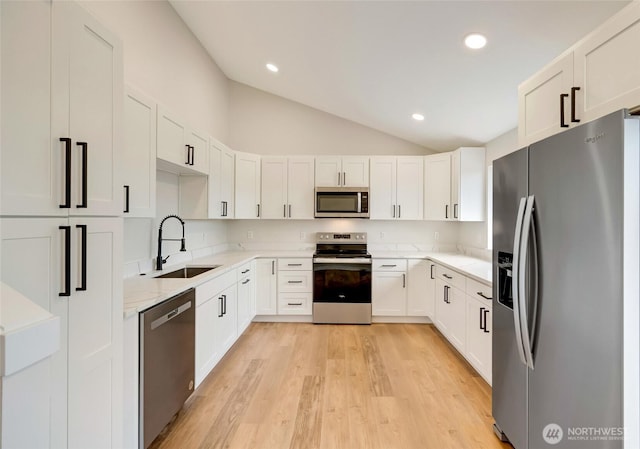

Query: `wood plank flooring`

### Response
(149, 323, 512, 449)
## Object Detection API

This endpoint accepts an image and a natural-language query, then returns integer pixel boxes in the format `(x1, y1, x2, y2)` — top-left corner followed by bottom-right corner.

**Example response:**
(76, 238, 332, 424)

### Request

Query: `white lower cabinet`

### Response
(1, 217, 123, 448)
(407, 259, 432, 317)
(256, 258, 277, 315)
(465, 295, 492, 384)
(277, 258, 313, 315)
(237, 261, 256, 335)
(372, 259, 407, 316)
(194, 270, 237, 388)
(434, 278, 466, 353)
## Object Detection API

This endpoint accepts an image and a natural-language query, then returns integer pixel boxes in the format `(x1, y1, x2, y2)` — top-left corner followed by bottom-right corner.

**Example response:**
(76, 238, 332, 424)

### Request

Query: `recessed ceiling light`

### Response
(266, 63, 279, 73)
(464, 33, 487, 49)
(412, 113, 425, 121)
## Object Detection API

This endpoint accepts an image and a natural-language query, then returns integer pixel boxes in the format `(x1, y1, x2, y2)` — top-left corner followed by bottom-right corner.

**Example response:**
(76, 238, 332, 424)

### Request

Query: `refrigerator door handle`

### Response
(519, 194, 537, 370)
(512, 197, 528, 367)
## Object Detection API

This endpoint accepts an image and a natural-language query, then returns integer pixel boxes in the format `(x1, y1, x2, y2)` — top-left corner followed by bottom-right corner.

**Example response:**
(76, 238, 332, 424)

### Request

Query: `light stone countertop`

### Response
(124, 249, 491, 318)
(370, 251, 492, 285)
(123, 250, 314, 317)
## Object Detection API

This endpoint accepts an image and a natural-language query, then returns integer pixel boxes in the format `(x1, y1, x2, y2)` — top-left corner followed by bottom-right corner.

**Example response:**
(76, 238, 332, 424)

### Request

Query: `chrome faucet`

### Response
(156, 214, 186, 271)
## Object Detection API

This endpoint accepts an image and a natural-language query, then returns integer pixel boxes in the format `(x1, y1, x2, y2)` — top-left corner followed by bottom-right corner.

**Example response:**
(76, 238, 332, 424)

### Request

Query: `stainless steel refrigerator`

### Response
(492, 109, 640, 449)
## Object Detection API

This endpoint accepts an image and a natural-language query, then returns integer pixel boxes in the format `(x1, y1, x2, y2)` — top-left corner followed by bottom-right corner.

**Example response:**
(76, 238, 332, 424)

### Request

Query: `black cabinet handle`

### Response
(443, 273, 452, 279)
(560, 94, 569, 128)
(123, 185, 130, 213)
(571, 87, 581, 123)
(283, 204, 287, 218)
(222, 294, 227, 315)
(445, 204, 449, 219)
(76, 142, 88, 208)
(288, 302, 303, 306)
(60, 138, 71, 208)
(59, 226, 71, 296)
(221, 201, 228, 217)
(483, 309, 490, 333)
(402, 273, 406, 288)
(430, 264, 435, 279)
(76, 224, 87, 291)
(190, 145, 195, 165)
(271, 260, 275, 275)
(257, 204, 260, 218)
(218, 296, 223, 317)
(242, 279, 250, 285)
(454, 203, 458, 219)
(480, 307, 485, 331)
(343, 172, 346, 186)
(241, 269, 250, 274)
(288, 280, 303, 284)
(477, 291, 492, 300)
(444, 285, 450, 304)
(288, 263, 302, 267)
(398, 205, 401, 218)
(288, 204, 291, 218)
(185, 145, 190, 165)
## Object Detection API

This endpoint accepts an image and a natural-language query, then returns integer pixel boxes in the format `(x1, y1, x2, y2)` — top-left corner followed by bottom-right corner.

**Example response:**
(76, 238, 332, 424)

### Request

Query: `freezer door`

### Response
(492, 148, 528, 449)
(527, 110, 624, 448)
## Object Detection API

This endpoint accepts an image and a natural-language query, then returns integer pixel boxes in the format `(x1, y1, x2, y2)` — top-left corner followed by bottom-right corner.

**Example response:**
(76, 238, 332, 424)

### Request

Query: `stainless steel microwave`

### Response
(315, 187, 369, 218)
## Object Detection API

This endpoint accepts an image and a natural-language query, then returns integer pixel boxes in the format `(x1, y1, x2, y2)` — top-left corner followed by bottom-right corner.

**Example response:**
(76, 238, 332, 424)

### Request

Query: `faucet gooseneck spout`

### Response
(156, 214, 186, 271)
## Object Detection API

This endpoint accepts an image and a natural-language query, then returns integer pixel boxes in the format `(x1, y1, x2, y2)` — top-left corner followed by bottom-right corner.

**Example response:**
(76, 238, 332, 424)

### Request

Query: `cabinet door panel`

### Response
(235, 153, 261, 219)
(342, 156, 369, 187)
(123, 88, 156, 218)
(157, 108, 187, 167)
(372, 271, 406, 316)
(261, 158, 288, 219)
(315, 157, 341, 187)
(195, 298, 219, 387)
(424, 154, 451, 221)
(517, 54, 574, 146)
(68, 4, 123, 216)
(287, 157, 315, 219)
(369, 157, 396, 220)
(465, 297, 492, 384)
(221, 149, 235, 218)
(67, 217, 122, 449)
(1, 0, 62, 216)
(188, 129, 209, 175)
(407, 260, 429, 316)
(256, 259, 277, 315)
(575, 2, 640, 123)
(396, 157, 423, 220)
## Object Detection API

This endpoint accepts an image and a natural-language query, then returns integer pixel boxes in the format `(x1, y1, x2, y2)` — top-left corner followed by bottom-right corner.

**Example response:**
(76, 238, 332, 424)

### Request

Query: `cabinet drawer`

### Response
(278, 271, 313, 292)
(278, 258, 312, 271)
(435, 265, 465, 291)
(237, 260, 253, 279)
(196, 270, 237, 306)
(466, 277, 492, 303)
(278, 292, 312, 315)
(372, 259, 407, 272)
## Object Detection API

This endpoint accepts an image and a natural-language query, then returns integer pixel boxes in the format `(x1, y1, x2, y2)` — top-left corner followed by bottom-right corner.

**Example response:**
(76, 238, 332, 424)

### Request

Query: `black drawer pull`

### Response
(477, 291, 492, 300)
(443, 274, 453, 279)
(287, 302, 303, 306)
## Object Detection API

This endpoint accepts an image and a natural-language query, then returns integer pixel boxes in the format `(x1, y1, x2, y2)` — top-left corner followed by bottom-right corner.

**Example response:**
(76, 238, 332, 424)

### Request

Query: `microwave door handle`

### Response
(357, 192, 361, 214)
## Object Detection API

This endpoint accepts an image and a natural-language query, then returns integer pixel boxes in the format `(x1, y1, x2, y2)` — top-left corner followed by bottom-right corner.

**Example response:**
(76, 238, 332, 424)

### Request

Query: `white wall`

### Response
(458, 127, 519, 252)
(228, 81, 435, 156)
(228, 219, 458, 252)
(80, 0, 229, 141)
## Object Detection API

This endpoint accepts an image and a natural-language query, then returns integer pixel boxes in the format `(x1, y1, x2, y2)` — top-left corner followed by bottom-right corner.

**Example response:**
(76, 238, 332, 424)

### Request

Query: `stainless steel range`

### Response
(312, 232, 372, 324)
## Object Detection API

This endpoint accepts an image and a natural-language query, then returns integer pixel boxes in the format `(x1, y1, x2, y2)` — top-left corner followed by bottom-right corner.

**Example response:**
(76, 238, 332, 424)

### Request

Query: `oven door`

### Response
(313, 258, 372, 303)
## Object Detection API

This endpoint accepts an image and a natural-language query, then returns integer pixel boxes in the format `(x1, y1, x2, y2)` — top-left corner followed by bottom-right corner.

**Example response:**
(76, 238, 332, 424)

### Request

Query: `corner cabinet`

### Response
(369, 156, 423, 220)
(261, 157, 315, 220)
(123, 87, 156, 217)
(209, 139, 235, 219)
(518, 1, 640, 146)
(407, 259, 435, 317)
(157, 106, 209, 175)
(424, 147, 485, 222)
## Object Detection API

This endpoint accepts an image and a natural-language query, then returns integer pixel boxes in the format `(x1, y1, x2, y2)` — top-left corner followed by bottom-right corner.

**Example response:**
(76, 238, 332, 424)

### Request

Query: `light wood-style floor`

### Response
(150, 323, 512, 449)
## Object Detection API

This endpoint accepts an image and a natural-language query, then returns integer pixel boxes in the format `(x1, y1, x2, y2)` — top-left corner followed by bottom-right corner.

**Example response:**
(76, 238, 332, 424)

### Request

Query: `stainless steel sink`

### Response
(155, 265, 221, 279)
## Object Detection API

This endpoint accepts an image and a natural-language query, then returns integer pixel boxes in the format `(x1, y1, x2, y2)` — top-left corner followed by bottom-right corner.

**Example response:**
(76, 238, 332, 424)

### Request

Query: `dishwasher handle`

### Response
(150, 301, 192, 330)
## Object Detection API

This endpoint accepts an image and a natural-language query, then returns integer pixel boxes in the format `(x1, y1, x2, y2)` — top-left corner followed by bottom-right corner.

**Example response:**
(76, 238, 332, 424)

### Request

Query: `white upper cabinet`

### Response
(518, 1, 640, 146)
(424, 148, 485, 222)
(123, 87, 156, 218)
(261, 157, 315, 219)
(209, 139, 235, 219)
(315, 156, 369, 187)
(235, 152, 261, 219)
(157, 107, 209, 175)
(424, 153, 452, 221)
(370, 156, 423, 220)
(2, 0, 123, 217)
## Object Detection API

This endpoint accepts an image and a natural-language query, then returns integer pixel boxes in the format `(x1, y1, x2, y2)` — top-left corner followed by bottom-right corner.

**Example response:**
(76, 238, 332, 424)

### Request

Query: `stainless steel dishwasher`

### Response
(139, 288, 195, 448)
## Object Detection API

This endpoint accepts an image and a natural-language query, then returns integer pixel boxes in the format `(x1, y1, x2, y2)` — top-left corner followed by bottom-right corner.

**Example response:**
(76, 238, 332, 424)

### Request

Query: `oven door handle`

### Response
(313, 258, 372, 264)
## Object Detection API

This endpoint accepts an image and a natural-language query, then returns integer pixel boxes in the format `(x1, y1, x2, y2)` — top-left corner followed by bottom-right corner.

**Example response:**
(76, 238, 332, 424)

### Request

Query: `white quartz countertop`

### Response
(124, 250, 314, 317)
(370, 251, 492, 285)
(124, 248, 490, 318)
